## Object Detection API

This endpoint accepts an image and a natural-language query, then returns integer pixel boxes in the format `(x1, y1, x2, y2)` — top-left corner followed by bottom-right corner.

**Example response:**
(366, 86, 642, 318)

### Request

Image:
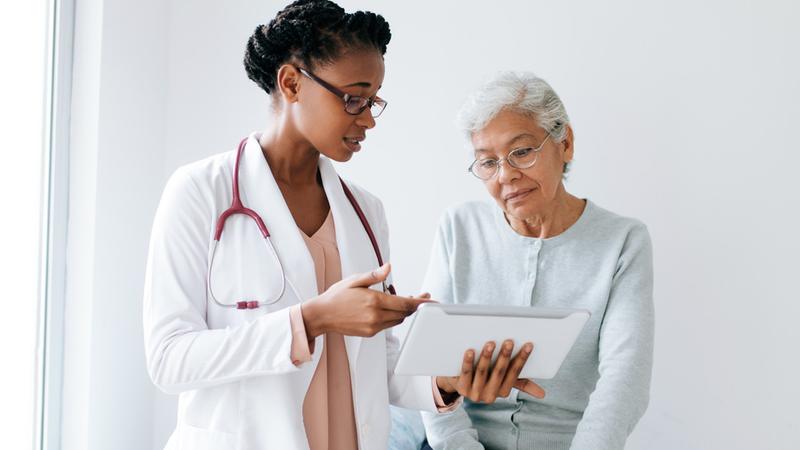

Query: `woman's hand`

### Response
(436, 340, 546, 404)
(302, 263, 431, 338)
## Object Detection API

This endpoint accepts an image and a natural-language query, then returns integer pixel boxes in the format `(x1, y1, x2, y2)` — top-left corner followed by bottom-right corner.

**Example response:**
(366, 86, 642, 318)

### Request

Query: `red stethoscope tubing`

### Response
(206, 138, 396, 310)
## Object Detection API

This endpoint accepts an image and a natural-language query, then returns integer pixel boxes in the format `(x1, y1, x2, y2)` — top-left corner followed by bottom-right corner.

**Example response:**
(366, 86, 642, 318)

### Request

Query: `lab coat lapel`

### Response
(319, 157, 380, 368)
(239, 134, 318, 304)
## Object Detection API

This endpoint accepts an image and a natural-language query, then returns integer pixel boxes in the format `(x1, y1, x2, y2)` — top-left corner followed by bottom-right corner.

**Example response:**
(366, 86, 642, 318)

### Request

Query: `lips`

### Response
(343, 136, 365, 152)
(503, 188, 535, 202)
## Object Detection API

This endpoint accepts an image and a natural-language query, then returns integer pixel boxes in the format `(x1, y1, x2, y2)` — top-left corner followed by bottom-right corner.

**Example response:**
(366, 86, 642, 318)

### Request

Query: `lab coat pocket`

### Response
(176, 424, 237, 450)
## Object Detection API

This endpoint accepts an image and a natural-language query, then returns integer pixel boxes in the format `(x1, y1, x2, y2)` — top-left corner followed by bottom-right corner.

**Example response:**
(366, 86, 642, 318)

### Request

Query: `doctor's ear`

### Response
(275, 64, 302, 104)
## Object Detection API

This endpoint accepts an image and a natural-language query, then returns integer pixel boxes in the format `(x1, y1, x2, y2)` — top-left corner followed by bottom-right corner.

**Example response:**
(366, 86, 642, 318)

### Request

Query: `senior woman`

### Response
(420, 72, 654, 450)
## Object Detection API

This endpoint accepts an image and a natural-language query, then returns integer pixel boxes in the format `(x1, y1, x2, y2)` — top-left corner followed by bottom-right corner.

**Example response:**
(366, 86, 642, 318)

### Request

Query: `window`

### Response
(0, 0, 69, 448)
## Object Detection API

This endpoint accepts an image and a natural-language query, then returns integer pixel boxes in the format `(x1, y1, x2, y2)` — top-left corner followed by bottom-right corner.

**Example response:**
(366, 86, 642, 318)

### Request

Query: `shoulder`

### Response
(157, 150, 236, 220)
(169, 150, 236, 193)
(424, 200, 499, 253)
(437, 200, 497, 234)
(585, 200, 650, 241)
(583, 201, 652, 261)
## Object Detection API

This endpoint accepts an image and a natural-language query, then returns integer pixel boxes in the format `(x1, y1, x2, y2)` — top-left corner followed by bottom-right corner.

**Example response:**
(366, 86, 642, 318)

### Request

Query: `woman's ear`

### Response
(561, 124, 575, 163)
(276, 64, 302, 104)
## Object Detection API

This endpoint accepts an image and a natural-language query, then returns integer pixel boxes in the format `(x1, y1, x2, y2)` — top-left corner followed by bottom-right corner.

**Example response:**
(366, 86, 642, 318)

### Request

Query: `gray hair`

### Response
(457, 71, 572, 173)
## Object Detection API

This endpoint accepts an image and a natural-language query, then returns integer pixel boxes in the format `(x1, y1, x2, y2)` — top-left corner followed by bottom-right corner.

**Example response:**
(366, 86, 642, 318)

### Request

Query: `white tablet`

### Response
(394, 303, 590, 379)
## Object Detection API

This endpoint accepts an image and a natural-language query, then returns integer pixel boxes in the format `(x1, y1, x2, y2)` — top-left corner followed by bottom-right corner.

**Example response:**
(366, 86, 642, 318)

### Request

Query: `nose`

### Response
(355, 107, 376, 130)
(496, 159, 520, 184)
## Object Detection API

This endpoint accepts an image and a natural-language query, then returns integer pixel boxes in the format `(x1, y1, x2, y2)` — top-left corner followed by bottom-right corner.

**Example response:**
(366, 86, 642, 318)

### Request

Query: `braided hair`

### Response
(244, 0, 391, 95)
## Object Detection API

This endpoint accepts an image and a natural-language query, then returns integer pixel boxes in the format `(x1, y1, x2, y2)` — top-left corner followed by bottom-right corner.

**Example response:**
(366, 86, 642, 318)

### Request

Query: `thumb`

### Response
(346, 263, 391, 288)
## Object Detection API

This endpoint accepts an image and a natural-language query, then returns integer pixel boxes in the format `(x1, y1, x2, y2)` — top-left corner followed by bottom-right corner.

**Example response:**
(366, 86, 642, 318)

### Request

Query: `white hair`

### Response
(457, 71, 572, 173)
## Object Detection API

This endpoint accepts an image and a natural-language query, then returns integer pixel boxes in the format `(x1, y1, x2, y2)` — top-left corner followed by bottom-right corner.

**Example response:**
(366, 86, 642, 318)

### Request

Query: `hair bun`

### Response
(244, 0, 391, 95)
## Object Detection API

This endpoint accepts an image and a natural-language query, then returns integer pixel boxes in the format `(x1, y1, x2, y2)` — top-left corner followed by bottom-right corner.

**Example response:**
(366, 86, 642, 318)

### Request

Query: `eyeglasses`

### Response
(467, 135, 550, 180)
(296, 67, 388, 118)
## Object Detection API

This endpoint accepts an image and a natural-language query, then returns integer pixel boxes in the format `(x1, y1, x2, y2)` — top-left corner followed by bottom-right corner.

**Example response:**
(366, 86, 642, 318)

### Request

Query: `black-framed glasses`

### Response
(296, 67, 387, 118)
(468, 135, 551, 180)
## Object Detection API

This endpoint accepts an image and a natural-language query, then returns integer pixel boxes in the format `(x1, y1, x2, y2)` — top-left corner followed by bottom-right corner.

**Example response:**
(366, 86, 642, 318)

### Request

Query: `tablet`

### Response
(394, 303, 590, 379)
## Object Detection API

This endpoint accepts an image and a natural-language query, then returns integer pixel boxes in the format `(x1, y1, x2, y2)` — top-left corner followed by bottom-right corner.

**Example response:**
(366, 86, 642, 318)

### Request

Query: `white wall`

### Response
(61, 0, 168, 449)
(0, 1, 47, 449)
(64, 1, 800, 449)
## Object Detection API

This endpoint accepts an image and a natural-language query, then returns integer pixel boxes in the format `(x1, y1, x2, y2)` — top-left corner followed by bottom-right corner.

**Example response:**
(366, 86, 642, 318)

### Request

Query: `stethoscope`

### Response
(207, 138, 396, 310)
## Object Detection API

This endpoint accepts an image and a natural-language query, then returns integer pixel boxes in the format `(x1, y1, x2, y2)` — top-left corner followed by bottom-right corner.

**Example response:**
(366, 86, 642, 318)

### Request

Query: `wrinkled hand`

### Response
(436, 340, 546, 403)
(303, 263, 431, 338)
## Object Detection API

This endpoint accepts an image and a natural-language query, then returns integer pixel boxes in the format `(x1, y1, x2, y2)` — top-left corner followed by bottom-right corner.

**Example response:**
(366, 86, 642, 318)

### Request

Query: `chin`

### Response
(326, 150, 354, 163)
(318, 145, 354, 163)
(505, 202, 541, 220)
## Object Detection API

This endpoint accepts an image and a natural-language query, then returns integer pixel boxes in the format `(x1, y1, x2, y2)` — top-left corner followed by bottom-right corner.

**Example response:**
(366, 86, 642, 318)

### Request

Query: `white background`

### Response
(34, 0, 800, 449)
(0, 1, 46, 449)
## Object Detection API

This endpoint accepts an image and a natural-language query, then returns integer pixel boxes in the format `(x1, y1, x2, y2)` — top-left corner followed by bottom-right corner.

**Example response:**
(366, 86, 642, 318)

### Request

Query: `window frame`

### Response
(36, 0, 75, 448)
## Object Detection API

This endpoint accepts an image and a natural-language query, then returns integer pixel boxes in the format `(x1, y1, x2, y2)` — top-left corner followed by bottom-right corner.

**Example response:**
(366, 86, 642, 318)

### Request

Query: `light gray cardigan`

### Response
(420, 200, 654, 450)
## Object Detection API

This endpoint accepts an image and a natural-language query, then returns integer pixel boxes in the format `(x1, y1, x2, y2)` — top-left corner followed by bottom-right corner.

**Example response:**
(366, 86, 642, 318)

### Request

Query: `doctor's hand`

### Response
(435, 340, 546, 404)
(301, 263, 431, 339)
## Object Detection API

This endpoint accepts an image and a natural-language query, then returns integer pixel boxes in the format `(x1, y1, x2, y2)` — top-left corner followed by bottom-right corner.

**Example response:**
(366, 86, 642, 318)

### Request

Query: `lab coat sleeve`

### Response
(568, 224, 655, 450)
(143, 168, 300, 395)
(367, 195, 440, 413)
(420, 214, 485, 449)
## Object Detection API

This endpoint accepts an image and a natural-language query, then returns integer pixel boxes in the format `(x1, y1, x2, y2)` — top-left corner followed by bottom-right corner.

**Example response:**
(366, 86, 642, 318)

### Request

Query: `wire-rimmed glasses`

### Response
(467, 135, 551, 180)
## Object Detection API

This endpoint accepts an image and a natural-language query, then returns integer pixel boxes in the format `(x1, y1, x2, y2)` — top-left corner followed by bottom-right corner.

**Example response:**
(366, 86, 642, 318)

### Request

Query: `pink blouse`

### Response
(288, 211, 458, 450)
(291, 212, 358, 450)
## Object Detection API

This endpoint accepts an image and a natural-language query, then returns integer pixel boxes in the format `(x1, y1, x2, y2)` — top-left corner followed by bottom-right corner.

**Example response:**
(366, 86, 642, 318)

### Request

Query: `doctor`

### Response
(143, 1, 537, 449)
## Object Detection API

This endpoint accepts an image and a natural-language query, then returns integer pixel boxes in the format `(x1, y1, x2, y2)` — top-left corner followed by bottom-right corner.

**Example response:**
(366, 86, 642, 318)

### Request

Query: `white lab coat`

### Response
(143, 133, 438, 450)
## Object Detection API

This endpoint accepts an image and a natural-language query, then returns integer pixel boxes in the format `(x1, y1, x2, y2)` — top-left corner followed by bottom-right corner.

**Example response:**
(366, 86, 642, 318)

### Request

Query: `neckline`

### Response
(299, 209, 334, 241)
(494, 199, 593, 247)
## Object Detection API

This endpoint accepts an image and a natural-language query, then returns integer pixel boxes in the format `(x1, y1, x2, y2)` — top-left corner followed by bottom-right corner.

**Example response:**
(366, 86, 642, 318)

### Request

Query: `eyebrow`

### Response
(344, 82, 383, 90)
(508, 133, 540, 145)
(345, 82, 370, 88)
(474, 133, 542, 154)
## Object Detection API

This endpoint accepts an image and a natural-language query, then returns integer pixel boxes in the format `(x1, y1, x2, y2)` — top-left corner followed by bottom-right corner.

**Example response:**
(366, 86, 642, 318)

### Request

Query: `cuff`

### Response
(289, 304, 315, 366)
(432, 377, 462, 412)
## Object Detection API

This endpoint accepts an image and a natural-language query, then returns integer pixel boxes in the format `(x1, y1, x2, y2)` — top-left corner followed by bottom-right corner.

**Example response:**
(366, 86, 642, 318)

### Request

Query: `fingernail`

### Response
(524, 342, 533, 352)
(503, 341, 513, 351)
(467, 350, 474, 359)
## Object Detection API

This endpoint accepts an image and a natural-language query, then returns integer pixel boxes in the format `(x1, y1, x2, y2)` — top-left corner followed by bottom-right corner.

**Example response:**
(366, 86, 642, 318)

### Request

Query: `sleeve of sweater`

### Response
(569, 223, 655, 450)
(420, 214, 486, 450)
